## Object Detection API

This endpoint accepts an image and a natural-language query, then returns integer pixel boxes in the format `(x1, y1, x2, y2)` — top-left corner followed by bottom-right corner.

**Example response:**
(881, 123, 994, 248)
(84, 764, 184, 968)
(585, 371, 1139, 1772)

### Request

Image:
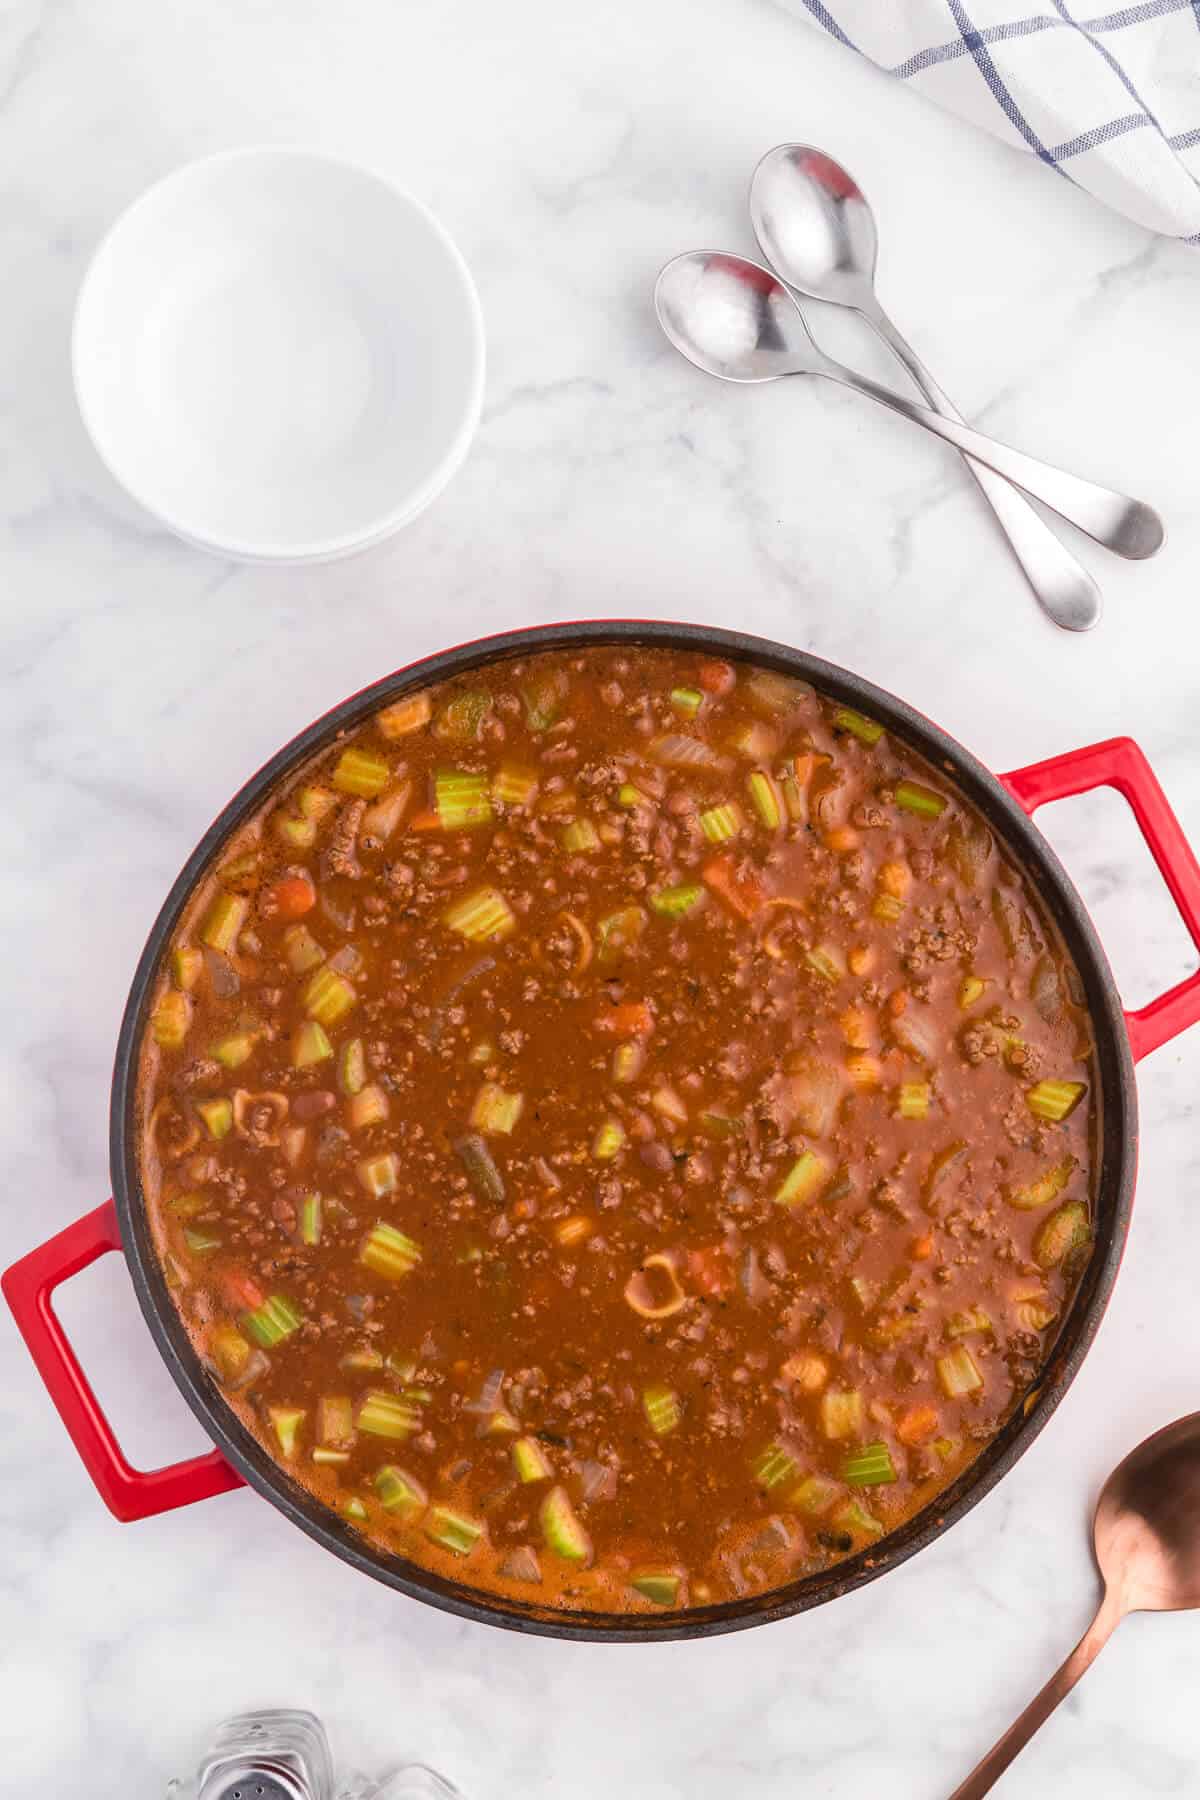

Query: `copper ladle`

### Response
(951, 1413, 1200, 1796)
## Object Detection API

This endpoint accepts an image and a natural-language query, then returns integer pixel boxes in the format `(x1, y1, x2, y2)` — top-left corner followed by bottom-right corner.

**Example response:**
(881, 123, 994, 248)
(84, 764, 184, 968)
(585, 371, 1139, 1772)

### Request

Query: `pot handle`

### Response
(1, 1201, 243, 1521)
(1001, 736, 1200, 1063)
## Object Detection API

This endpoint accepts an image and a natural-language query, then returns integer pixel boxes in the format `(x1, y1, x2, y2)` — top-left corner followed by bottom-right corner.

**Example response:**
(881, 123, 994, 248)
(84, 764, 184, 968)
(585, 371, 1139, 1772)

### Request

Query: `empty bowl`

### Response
(72, 148, 486, 561)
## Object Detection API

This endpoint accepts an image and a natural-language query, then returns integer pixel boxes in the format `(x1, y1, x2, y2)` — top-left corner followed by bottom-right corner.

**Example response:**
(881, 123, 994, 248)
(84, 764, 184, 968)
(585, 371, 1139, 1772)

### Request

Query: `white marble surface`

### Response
(4, 2, 1200, 1795)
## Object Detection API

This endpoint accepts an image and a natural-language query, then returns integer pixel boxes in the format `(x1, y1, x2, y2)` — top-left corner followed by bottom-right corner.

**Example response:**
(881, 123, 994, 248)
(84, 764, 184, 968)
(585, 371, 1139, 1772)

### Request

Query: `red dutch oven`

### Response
(6, 621, 1200, 1642)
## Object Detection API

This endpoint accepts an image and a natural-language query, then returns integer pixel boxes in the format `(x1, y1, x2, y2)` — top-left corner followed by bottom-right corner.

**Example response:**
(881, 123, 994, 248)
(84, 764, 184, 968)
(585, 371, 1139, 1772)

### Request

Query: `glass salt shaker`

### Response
(166, 1708, 463, 1800)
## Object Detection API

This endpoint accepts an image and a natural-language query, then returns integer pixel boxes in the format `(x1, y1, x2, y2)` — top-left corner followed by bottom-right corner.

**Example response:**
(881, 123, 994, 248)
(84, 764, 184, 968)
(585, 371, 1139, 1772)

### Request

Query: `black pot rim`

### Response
(110, 620, 1137, 1643)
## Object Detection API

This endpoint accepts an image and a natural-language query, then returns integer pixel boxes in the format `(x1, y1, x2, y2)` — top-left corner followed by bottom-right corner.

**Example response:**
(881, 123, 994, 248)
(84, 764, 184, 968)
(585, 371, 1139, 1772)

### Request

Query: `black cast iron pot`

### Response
(8, 621, 1200, 1642)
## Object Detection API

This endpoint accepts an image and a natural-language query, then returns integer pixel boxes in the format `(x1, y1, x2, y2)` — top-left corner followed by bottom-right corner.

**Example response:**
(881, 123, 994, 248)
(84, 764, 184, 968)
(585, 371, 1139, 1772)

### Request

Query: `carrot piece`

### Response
(702, 854, 766, 920)
(408, 809, 441, 831)
(887, 989, 909, 1018)
(219, 1269, 265, 1313)
(697, 658, 736, 696)
(593, 1000, 655, 1038)
(265, 876, 316, 919)
(910, 1233, 934, 1260)
(689, 1245, 733, 1297)
(897, 1403, 940, 1447)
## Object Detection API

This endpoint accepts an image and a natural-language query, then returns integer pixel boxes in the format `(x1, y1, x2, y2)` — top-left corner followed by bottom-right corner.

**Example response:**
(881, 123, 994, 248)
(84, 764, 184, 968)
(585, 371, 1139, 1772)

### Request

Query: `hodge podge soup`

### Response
(139, 647, 1095, 1614)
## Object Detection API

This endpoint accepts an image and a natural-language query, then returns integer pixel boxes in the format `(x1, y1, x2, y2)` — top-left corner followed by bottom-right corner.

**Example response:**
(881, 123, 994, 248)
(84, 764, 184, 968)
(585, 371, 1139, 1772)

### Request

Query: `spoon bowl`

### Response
(951, 1410, 1200, 1797)
(750, 144, 880, 310)
(654, 250, 823, 383)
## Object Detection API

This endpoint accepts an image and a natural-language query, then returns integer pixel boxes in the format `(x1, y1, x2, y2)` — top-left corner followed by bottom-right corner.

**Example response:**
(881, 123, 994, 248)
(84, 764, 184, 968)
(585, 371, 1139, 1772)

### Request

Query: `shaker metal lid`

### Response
(198, 1762, 313, 1800)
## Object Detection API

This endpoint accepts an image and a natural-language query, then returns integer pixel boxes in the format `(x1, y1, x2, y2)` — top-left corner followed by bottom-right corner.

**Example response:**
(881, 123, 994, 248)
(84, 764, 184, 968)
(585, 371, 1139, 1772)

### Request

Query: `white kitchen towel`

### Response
(789, 0, 1200, 240)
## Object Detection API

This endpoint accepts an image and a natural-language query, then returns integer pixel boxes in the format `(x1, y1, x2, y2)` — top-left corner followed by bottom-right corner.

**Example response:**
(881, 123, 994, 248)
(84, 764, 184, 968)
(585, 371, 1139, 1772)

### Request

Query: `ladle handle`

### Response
(947, 1590, 1122, 1798)
(817, 360, 1163, 561)
(864, 304, 1101, 631)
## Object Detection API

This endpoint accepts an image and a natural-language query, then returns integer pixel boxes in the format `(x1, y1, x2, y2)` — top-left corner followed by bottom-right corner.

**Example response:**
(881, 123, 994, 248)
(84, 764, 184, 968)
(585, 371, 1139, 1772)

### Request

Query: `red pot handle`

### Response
(1, 1201, 243, 1521)
(1001, 736, 1200, 1063)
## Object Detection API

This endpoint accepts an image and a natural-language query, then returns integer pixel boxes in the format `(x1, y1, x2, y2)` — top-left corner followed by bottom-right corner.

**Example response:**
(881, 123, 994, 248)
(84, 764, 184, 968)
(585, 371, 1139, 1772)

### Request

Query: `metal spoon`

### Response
(654, 251, 1163, 564)
(951, 1412, 1200, 1797)
(750, 143, 1102, 632)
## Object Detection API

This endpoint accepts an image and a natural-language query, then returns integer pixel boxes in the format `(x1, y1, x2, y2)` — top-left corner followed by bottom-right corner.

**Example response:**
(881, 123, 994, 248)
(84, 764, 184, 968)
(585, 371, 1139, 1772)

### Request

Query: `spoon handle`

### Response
(947, 1588, 1123, 1798)
(817, 360, 1163, 561)
(863, 304, 1102, 631)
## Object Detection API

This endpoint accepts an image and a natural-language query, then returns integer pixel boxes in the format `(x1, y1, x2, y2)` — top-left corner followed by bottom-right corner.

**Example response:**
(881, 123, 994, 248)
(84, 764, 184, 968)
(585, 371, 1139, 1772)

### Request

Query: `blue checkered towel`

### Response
(792, 1, 1200, 239)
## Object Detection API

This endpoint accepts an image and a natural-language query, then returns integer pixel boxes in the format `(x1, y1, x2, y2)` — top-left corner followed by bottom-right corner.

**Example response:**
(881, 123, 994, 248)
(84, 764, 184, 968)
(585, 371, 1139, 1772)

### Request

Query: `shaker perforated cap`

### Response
(197, 1763, 312, 1800)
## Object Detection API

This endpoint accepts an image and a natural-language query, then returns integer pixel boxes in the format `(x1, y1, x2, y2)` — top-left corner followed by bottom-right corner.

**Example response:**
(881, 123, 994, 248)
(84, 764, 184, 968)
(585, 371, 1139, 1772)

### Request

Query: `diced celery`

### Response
(872, 892, 905, 924)
(649, 883, 706, 918)
(212, 1031, 255, 1070)
(183, 1227, 221, 1254)
(539, 1486, 591, 1564)
(341, 1496, 369, 1522)
(311, 1447, 350, 1467)
(444, 886, 516, 943)
(775, 1149, 832, 1207)
(561, 818, 601, 854)
(375, 1465, 428, 1518)
(275, 813, 317, 849)
(338, 1037, 366, 1096)
(201, 892, 248, 954)
(631, 1571, 681, 1607)
(196, 1097, 233, 1139)
(804, 945, 845, 983)
(895, 780, 946, 818)
(834, 1498, 884, 1539)
(753, 1442, 799, 1489)
(841, 1441, 897, 1486)
(592, 1117, 626, 1160)
(284, 924, 325, 974)
(357, 1153, 398, 1198)
(833, 708, 884, 746)
(470, 1083, 524, 1136)
(377, 693, 432, 739)
(297, 786, 336, 823)
(896, 1082, 930, 1120)
(1034, 1200, 1091, 1270)
(611, 1042, 644, 1084)
(358, 1390, 421, 1439)
(958, 975, 986, 1009)
(492, 762, 538, 807)
(171, 946, 203, 992)
(300, 1193, 323, 1246)
(435, 691, 493, 742)
(340, 1347, 384, 1373)
(789, 1473, 841, 1515)
(151, 990, 192, 1048)
(746, 770, 782, 829)
(333, 748, 389, 798)
(349, 1084, 389, 1130)
(616, 782, 646, 809)
(291, 1021, 333, 1068)
(319, 1394, 354, 1446)
(425, 1505, 483, 1555)
(947, 1307, 992, 1338)
(698, 802, 743, 844)
(242, 1294, 302, 1348)
(521, 669, 568, 732)
(360, 1220, 420, 1279)
(512, 1436, 554, 1483)
(435, 768, 494, 830)
(936, 1345, 983, 1397)
(554, 1214, 593, 1248)
(1026, 1079, 1086, 1123)
(268, 1406, 305, 1459)
(670, 686, 703, 718)
(304, 966, 356, 1025)
(642, 1385, 681, 1436)
(700, 1109, 744, 1137)
(821, 1389, 864, 1440)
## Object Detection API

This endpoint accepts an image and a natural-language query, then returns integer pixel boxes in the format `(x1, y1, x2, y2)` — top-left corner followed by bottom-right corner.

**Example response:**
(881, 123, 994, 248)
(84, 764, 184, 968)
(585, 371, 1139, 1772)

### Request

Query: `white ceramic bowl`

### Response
(72, 148, 485, 562)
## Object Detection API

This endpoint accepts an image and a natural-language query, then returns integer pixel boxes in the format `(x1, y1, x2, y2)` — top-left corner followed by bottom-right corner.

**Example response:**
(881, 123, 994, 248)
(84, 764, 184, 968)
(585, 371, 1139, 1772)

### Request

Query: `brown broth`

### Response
(137, 647, 1095, 1614)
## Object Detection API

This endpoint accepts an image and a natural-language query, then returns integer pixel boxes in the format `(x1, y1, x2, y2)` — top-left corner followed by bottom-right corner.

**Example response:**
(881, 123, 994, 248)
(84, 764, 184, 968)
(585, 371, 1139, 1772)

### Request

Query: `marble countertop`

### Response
(5, 1, 1200, 1794)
